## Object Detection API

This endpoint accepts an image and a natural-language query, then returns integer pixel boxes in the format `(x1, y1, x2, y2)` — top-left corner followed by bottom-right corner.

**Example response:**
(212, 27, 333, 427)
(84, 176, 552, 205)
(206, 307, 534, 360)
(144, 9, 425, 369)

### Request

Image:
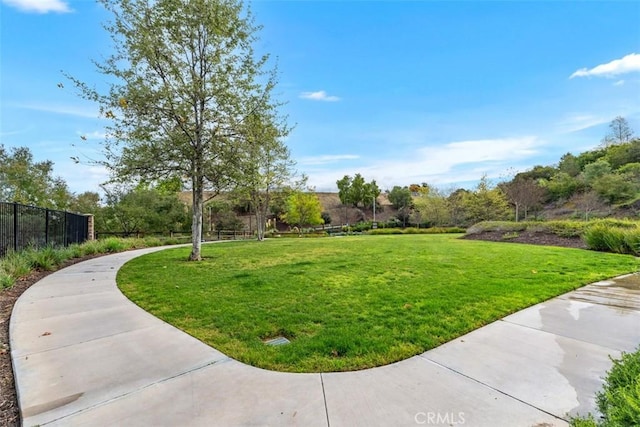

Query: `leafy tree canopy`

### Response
(67, 0, 288, 260)
(0, 145, 72, 209)
(281, 191, 323, 229)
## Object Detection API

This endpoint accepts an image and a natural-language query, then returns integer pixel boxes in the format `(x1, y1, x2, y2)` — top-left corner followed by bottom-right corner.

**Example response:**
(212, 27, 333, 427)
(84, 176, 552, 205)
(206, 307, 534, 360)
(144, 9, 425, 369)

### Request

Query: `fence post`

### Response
(86, 215, 95, 240)
(45, 208, 50, 246)
(13, 203, 18, 252)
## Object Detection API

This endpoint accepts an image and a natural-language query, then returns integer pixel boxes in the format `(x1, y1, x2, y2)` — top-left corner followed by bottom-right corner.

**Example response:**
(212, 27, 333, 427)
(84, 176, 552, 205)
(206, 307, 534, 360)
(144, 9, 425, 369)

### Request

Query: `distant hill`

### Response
(315, 192, 398, 226)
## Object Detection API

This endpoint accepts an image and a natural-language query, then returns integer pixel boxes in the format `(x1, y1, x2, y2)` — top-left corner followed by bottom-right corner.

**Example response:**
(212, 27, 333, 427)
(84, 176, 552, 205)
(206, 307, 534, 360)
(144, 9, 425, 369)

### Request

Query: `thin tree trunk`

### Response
(256, 208, 264, 241)
(190, 173, 203, 261)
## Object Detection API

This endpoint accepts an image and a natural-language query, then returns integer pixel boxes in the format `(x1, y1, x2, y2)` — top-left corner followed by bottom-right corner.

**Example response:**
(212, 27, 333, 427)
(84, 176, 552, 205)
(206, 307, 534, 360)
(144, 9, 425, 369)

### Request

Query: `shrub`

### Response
(584, 225, 610, 252)
(466, 221, 527, 235)
(584, 223, 640, 256)
(351, 221, 372, 232)
(68, 243, 85, 259)
(27, 246, 62, 271)
(0, 250, 32, 279)
(98, 237, 129, 253)
(141, 236, 163, 247)
(623, 229, 640, 256)
(0, 270, 13, 289)
(596, 348, 640, 426)
(602, 227, 629, 254)
(81, 240, 101, 255)
(367, 227, 465, 235)
(571, 347, 640, 426)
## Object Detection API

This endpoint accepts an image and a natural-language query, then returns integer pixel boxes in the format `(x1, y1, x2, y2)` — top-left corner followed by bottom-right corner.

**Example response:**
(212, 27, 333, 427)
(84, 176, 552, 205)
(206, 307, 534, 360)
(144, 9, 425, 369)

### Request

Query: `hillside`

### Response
(315, 192, 398, 226)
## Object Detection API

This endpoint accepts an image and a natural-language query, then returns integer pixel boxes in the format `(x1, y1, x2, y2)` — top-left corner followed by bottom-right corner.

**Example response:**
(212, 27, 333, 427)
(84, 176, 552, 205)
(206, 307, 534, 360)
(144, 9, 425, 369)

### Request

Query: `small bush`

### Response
(0, 270, 14, 289)
(68, 244, 85, 259)
(81, 240, 101, 255)
(584, 225, 609, 252)
(596, 349, 640, 426)
(623, 229, 640, 256)
(584, 224, 640, 256)
(602, 228, 628, 254)
(27, 246, 61, 271)
(466, 221, 527, 235)
(0, 250, 32, 278)
(98, 237, 128, 253)
(141, 237, 163, 247)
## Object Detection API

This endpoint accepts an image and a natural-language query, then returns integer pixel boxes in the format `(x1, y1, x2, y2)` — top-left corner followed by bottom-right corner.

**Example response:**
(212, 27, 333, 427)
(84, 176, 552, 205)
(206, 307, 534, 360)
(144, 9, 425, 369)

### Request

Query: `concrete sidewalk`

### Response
(10, 247, 640, 427)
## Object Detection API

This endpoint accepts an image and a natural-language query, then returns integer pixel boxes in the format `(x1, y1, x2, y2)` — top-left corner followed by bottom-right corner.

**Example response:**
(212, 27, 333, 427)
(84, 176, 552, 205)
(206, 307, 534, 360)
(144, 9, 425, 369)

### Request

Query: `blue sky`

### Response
(1, 0, 639, 195)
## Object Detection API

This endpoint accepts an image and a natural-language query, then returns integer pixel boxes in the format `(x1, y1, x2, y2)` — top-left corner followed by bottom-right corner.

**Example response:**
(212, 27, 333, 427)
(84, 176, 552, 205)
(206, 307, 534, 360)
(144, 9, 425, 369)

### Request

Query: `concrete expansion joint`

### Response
(562, 297, 640, 313)
(497, 319, 622, 354)
(417, 354, 569, 424)
(319, 373, 331, 427)
(13, 324, 160, 358)
(39, 356, 233, 426)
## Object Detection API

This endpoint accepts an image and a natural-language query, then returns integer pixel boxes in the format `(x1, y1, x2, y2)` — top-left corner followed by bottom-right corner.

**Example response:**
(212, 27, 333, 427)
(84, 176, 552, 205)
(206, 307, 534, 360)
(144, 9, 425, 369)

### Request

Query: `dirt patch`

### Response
(0, 254, 103, 426)
(463, 230, 587, 250)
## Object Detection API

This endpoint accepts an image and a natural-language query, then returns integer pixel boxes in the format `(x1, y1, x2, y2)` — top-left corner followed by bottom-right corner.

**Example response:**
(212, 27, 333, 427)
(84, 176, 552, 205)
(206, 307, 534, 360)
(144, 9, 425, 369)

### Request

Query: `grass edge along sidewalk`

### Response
(118, 234, 640, 373)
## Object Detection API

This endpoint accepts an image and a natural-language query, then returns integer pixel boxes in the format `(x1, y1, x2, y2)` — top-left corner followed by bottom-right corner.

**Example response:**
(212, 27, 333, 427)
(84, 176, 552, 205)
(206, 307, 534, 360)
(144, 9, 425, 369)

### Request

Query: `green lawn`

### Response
(118, 234, 639, 372)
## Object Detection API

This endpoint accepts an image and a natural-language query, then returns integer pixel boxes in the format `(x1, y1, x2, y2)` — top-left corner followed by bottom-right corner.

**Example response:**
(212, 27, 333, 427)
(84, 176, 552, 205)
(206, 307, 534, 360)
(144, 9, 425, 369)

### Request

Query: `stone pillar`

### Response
(86, 214, 95, 241)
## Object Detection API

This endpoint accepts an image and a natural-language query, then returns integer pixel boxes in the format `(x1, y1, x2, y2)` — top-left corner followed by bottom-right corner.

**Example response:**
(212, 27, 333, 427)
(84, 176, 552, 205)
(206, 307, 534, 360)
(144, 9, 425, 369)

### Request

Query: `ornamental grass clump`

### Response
(584, 223, 640, 256)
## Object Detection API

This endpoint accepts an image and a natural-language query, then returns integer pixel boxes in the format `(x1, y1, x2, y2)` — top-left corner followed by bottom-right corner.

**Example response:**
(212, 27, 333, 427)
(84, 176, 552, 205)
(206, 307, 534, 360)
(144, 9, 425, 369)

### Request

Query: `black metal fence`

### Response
(0, 202, 90, 257)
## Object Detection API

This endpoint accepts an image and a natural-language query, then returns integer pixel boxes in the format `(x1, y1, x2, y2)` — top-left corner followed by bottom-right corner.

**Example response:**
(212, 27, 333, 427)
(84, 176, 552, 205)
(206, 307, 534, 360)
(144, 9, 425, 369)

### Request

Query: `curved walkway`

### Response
(10, 247, 640, 427)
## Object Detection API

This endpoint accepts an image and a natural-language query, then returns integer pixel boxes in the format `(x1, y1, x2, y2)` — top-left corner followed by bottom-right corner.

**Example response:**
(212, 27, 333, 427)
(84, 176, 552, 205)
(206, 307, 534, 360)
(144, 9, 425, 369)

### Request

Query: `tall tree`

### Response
(461, 176, 511, 224)
(234, 113, 293, 241)
(68, 0, 285, 260)
(582, 159, 612, 186)
(602, 116, 635, 146)
(387, 186, 413, 210)
(503, 178, 545, 221)
(281, 191, 323, 230)
(101, 185, 190, 235)
(336, 175, 353, 206)
(412, 185, 450, 226)
(558, 153, 581, 177)
(571, 191, 605, 221)
(69, 191, 101, 215)
(0, 145, 72, 209)
(335, 173, 380, 208)
(362, 180, 381, 209)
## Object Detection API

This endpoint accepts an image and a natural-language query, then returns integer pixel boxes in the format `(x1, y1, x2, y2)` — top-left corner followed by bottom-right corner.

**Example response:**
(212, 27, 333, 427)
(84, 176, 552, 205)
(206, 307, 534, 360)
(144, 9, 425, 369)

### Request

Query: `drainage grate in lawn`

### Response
(264, 336, 291, 346)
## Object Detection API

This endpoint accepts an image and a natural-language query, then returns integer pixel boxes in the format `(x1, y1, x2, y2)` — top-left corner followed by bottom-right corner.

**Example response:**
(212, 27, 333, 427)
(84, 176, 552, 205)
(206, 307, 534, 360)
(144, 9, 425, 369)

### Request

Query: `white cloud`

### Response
(2, 0, 72, 13)
(570, 53, 640, 79)
(58, 163, 110, 194)
(303, 136, 542, 191)
(299, 154, 359, 165)
(555, 113, 610, 134)
(299, 90, 341, 102)
(613, 80, 625, 86)
(17, 103, 99, 119)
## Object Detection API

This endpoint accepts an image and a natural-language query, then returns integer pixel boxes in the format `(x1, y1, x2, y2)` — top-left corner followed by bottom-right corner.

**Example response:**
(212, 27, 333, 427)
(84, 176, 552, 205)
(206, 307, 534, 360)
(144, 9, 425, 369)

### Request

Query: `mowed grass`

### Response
(118, 234, 639, 372)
